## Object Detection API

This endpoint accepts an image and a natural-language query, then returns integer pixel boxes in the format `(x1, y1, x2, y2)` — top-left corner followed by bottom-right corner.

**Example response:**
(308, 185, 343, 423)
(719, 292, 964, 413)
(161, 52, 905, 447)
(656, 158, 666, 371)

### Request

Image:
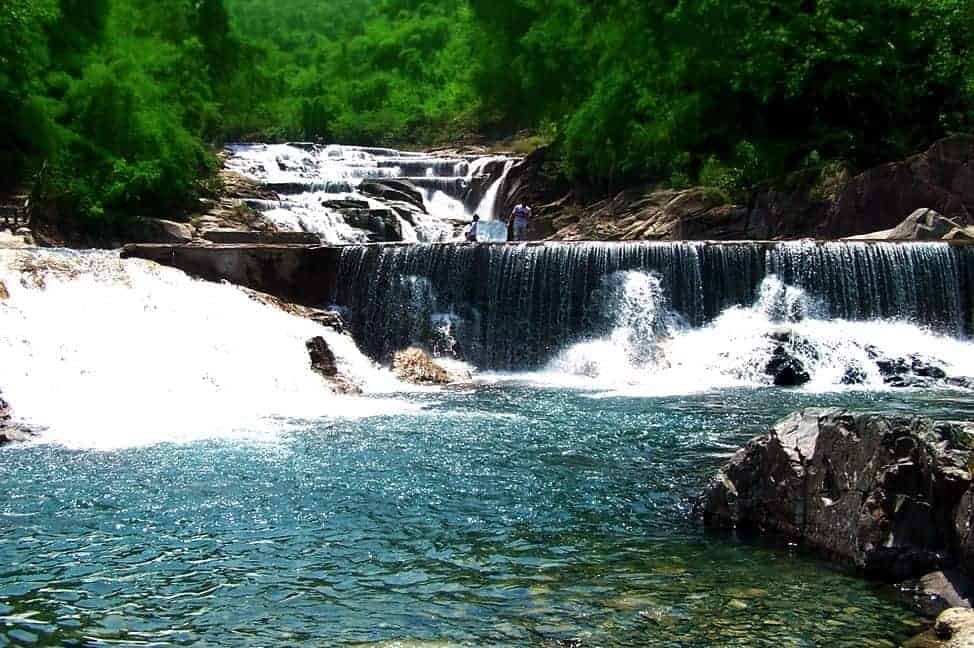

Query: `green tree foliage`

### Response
(474, 0, 974, 188)
(3, 0, 974, 225)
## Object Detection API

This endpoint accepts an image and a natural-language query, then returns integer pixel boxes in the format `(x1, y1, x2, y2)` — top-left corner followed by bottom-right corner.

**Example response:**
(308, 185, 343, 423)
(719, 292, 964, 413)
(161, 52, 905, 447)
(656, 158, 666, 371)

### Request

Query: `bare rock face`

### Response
(702, 409, 974, 582)
(306, 337, 361, 395)
(392, 347, 465, 385)
(540, 135, 974, 241)
(848, 208, 966, 241)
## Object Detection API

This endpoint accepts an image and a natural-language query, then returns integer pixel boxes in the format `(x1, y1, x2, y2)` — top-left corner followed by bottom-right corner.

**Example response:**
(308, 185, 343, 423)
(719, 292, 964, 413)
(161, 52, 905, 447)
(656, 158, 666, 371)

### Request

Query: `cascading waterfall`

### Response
(226, 144, 519, 244)
(332, 241, 974, 386)
(0, 250, 407, 449)
(476, 159, 515, 220)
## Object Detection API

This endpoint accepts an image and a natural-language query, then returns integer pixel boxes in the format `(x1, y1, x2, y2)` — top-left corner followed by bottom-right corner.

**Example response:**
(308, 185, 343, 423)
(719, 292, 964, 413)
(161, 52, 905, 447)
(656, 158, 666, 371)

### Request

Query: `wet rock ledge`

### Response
(702, 409, 974, 588)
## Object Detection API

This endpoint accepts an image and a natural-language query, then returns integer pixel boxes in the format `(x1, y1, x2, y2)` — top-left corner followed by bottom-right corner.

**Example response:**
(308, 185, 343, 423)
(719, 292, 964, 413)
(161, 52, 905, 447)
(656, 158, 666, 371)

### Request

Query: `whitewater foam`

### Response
(505, 271, 974, 396)
(0, 250, 413, 450)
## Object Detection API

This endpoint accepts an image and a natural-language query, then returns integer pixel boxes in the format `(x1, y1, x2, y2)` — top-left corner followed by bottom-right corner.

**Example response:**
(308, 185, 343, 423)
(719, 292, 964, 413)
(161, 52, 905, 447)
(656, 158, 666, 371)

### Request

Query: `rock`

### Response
(539, 135, 974, 241)
(945, 227, 974, 241)
(702, 409, 974, 582)
(904, 570, 974, 616)
(358, 180, 427, 214)
(0, 391, 34, 446)
(496, 147, 570, 237)
(306, 336, 361, 395)
(146, 218, 194, 244)
(841, 364, 869, 385)
(873, 352, 949, 387)
(322, 199, 370, 210)
(908, 608, 974, 647)
(14, 227, 34, 246)
(241, 288, 345, 332)
(0, 280, 8, 300)
(765, 345, 811, 387)
(392, 347, 461, 385)
(851, 208, 964, 241)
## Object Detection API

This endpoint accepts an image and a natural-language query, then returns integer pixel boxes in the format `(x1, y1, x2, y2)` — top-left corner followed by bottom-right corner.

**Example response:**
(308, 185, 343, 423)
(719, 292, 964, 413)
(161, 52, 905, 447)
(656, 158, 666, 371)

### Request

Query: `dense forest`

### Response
(2, 0, 973, 224)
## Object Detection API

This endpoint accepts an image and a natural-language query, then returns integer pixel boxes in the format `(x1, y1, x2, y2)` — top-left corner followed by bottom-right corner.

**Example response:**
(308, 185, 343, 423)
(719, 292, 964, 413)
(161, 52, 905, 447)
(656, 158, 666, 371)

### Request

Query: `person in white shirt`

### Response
(509, 204, 531, 241)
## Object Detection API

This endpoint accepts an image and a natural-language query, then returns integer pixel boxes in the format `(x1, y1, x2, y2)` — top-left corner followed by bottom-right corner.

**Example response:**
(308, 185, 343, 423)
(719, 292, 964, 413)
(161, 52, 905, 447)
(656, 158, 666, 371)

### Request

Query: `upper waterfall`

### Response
(225, 144, 520, 245)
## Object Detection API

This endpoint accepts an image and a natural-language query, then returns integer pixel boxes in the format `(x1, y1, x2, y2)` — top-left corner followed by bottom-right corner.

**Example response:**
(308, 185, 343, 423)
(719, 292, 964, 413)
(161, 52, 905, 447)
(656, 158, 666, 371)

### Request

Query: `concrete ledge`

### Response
(202, 230, 322, 245)
(122, 244, 341, 307)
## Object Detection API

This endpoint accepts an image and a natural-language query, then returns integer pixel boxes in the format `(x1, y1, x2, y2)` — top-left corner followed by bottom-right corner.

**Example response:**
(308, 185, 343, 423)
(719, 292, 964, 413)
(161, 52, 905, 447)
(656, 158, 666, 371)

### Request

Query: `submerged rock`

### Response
(392, 348, 465, 385)
(702, 409, 974, 583)
(306, 337, 361, 395)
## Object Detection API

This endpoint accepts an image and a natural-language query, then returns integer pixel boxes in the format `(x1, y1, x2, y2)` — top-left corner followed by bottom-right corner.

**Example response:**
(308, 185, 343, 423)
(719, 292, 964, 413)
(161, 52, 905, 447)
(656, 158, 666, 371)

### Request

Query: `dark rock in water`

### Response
(322, 198, 370, 211)
(947, 377, 974, 391)
(0, 391, 35, 446)
(358, 179, 427, 214)
(873, 352, 949, 388)
(306, 337, 361, 395)
(841, 364, 868, 385)
(307, 336, 339, 377)
(702, 409, 974, 582)
(763, 330, 814, 387)
(766, 346, 811, 387)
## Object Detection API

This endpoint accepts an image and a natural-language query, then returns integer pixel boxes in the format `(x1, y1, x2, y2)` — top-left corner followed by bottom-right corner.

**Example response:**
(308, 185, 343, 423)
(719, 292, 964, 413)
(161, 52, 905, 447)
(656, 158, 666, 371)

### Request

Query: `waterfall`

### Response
(0, 250, 407, 449)
(476, 159, 515, 220)
(331, 241, 974, 371)
(226, 144, 519, 244)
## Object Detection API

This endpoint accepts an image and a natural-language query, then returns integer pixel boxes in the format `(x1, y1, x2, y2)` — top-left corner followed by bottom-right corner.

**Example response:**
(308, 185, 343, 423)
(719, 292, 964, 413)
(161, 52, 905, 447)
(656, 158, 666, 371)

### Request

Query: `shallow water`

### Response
(3, 385, 970, 647)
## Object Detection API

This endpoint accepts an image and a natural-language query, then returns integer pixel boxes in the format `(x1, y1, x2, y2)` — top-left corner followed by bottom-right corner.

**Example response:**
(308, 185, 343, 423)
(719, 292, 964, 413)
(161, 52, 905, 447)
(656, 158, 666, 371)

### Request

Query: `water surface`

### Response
(2, 385, 966, 647)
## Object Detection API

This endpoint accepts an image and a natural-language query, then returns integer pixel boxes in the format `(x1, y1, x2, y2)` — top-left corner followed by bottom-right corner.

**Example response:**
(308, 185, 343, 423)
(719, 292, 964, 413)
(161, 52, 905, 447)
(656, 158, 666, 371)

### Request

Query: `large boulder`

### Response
(144, 218, 195, 244)
(702, 409, 974, 582)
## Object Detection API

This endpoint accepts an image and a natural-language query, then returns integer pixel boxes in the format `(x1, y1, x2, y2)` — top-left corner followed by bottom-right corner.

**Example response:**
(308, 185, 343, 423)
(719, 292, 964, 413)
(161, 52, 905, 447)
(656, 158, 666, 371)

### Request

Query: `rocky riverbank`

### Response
(502, 135, 974, 242)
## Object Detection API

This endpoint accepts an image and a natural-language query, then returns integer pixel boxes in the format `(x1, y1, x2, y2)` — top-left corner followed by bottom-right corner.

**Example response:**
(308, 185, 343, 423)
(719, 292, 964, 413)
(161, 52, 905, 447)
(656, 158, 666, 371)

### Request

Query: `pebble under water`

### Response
(3, 385, 971, 647)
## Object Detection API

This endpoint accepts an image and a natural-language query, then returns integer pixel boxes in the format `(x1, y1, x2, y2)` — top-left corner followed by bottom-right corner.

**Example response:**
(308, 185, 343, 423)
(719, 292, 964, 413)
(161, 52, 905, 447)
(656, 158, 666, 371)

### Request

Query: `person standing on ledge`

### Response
(465, 214, 480, 242)
(509, 203, 532, 241)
